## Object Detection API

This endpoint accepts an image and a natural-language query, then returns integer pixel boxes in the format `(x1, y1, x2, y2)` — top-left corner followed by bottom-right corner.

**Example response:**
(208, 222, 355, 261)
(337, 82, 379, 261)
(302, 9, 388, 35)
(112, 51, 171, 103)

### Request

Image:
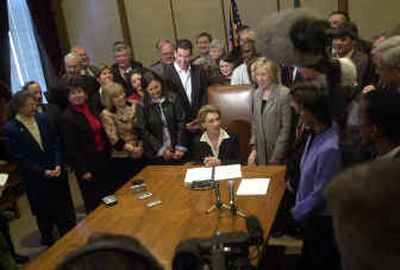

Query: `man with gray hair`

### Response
(47, 52, 100, 110)
(111, 42, 143, 95)
(64, 52, 82, 76)
(71, 45, 98, 77)
(373, 35, 400, 92)
(150, 39, 175, 79)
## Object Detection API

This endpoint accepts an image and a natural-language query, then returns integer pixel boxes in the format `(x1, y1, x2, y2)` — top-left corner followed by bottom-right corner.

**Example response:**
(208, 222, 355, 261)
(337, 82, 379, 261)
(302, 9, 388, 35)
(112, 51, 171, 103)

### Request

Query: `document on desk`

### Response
(236, 178, 270, 196)
(184, 167, 213, 184)
(184, 164, 242, 183)
(214, 164, 242, 181)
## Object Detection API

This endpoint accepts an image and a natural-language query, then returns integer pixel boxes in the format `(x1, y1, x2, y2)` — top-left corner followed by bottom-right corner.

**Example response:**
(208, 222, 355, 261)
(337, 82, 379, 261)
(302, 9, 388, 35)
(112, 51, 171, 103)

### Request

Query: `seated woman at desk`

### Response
(194, 105, 241, 166)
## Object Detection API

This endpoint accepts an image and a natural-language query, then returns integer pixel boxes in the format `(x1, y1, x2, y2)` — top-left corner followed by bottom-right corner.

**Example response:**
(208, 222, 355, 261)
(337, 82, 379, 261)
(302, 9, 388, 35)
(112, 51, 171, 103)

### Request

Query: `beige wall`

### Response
(236, 0, 277, 31)
(62, 0, 123, 65)
(173, 0, 226, 52)
(124, 0, 279, 66)
(300, 0, 337, 16)
(125, 0, 175, 66)
(61, 1, 399, 67)
(350, 0, 400, 40)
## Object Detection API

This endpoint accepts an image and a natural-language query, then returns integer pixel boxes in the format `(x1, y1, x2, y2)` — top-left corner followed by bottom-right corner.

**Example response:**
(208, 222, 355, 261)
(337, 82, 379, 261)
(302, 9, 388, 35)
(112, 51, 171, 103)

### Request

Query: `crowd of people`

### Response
(1, 8, 400, 270)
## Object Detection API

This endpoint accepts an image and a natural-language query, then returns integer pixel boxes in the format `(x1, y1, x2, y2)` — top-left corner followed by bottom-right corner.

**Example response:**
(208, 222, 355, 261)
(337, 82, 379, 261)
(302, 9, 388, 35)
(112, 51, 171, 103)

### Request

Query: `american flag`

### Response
(228, 0, 242, 52)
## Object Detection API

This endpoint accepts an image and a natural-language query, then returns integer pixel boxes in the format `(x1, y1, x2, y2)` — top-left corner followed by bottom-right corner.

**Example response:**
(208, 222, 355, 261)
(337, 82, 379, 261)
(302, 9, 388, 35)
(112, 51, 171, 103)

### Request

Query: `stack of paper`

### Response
(236, 178, 270, 196)
(214, 164, 242, 180)
(184, 164, 242, 184)
(184, 167, 213, 184)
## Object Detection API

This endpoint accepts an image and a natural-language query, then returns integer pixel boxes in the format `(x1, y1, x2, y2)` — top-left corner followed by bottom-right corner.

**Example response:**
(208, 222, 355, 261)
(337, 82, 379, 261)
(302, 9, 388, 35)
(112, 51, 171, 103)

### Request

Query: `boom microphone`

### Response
(256, 8, 330, 67)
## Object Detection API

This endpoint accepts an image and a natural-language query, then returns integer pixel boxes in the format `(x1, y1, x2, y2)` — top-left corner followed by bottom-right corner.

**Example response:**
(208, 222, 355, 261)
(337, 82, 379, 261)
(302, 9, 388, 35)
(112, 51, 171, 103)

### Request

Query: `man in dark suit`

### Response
(164, 39, 208, 133)
(358, 90, 400, 160)
(331, 22, 376, 87)
(23, 81, 60, 127)
(111, 42, 143, 96)
(47, 52, 100, 111)
(150, 39, 175, 80)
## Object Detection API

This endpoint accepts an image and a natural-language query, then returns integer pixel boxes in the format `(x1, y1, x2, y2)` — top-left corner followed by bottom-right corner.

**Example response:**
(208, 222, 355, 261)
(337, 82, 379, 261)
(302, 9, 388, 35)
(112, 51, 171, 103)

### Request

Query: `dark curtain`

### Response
(26, 0, 64, 87)
(0, 0, 11, 88)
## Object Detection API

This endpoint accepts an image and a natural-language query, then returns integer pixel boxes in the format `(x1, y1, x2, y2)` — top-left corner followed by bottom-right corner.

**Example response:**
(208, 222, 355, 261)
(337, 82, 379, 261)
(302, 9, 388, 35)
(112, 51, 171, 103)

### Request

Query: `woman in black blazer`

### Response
(136, 71, 187, 164)
(3, 91, 75, 246)
(59, 77, 110, 213)
(194, 105, 241, 166)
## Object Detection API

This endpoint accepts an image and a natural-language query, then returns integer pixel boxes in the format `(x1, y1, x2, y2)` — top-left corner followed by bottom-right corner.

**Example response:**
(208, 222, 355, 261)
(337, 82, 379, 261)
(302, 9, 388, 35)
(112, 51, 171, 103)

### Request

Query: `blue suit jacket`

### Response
(3, 113, 64, 214)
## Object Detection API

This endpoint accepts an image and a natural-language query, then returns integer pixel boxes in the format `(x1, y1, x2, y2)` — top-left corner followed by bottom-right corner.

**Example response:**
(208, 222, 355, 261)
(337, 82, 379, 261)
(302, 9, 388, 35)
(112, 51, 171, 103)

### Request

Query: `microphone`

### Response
(228, 180, 234, 205)
(228, 180, 236, 215)
(245, 216, 264, 246)
(257, 8, 330, 67)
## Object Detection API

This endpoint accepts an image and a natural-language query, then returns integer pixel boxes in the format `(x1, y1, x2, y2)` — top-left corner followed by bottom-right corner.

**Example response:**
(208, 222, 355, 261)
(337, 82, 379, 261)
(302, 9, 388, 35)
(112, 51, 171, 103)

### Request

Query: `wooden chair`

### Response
(207, 84, 253, 161)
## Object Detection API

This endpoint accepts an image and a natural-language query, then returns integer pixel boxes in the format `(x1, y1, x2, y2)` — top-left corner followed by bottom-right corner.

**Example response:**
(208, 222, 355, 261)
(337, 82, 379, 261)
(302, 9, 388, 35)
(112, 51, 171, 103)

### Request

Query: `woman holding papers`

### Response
(3, 91, 75, 246)
(194, 105, 241, 166)
(247, 57, 292, 165)
(137, 70, 187, 164)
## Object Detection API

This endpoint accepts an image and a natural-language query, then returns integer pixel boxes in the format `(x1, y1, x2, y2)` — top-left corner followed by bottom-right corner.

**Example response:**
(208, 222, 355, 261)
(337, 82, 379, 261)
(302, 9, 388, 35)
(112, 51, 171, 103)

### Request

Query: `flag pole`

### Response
(220, 0, 230, 51)
(169, 0, 179, 42)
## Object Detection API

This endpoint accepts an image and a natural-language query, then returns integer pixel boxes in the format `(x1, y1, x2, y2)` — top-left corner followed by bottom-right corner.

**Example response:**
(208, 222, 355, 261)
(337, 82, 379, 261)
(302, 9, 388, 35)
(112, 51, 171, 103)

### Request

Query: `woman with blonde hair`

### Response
(248, 57, 292, 165)
(101, 81, 144, 191)
(194, 105, 241, 167)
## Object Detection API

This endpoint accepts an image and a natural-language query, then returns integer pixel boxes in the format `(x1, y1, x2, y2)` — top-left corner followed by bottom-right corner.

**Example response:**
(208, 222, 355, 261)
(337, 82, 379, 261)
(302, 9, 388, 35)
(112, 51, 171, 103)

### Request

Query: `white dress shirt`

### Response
(174, 62, 192, 104)
(231, 63, 251, 85)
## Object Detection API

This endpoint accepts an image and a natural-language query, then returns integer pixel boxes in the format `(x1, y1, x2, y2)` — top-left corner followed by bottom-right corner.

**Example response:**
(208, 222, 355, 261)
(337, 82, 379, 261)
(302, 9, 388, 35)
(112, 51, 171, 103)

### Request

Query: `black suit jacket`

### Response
(42, 103, 60, 127)
(194, 132, 241, 165)
(111, 61, 143, 95)
(351, 49, 376, 87)
(164, 63, 208, 121)
(59, 104, 109, 178)
(136, 93, 187, 159)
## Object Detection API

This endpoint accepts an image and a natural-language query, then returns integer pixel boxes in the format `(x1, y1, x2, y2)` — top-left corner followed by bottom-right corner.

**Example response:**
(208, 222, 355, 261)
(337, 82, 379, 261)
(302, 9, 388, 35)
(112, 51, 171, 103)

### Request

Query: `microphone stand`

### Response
(206, 166, 230, 215)
(228, 180, 246, 218)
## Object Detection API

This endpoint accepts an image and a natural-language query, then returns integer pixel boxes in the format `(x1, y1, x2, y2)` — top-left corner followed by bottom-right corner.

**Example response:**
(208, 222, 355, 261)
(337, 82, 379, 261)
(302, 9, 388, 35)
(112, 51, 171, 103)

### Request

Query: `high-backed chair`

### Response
(207, 84, 253, 161)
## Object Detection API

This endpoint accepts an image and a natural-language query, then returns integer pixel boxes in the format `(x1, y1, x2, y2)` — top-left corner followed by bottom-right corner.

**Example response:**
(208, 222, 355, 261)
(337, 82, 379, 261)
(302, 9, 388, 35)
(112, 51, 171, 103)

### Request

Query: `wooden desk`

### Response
(27, 165, 286, 270)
